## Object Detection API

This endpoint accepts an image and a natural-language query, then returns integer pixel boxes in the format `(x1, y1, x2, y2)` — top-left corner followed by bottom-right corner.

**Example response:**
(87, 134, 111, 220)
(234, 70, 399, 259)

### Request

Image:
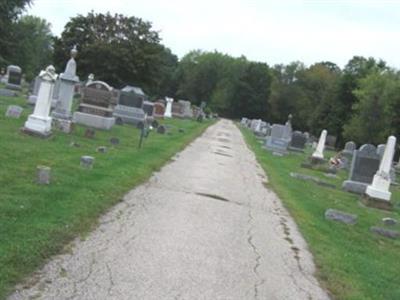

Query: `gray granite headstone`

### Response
(5, 105, 23, 118)
(0, 89, 17, 97)
(325, 135, 337, 150)
(370, 226, 400, 239)
(342, 141, 356, 169)
(37, 165, 51, 184)
(342, 144, 380, 194)
(264, 124, 290, 154)
(325, 209, 357, 225)
(6, 65, 22, 90)
(113, 85, 146, 126)
(80, 156, 94, 169)
(289, 131, 307, 152)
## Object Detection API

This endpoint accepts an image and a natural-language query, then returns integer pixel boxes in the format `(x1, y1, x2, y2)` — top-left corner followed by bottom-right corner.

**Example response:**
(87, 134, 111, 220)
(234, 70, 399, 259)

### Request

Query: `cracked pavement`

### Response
(9, 119, 329, 300)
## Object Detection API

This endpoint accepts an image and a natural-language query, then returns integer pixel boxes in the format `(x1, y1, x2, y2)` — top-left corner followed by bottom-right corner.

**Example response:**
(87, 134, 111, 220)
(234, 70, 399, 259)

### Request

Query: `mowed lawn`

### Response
(240, 126, 400, 300)
(0, 89, 213, 299)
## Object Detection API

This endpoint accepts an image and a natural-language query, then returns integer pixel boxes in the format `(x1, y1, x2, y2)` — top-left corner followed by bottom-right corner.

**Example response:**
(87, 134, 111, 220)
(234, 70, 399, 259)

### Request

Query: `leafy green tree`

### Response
(0, 0, 32, 65)
(54, 12, 176, 95)
(11, 15, 53, 80)
(343, 70, 396, 144)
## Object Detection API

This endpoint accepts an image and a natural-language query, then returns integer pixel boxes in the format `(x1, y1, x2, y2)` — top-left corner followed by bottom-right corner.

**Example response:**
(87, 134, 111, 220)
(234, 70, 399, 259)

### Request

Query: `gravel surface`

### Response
(9, 119, 329, 300)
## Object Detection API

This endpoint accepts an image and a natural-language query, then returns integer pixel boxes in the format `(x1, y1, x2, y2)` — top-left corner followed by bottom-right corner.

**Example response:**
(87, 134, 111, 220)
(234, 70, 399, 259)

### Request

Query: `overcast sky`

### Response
(27, 0, 400, 68)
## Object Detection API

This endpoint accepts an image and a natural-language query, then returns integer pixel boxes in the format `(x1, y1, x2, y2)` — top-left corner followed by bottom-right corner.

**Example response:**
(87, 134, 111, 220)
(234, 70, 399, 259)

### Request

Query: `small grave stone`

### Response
(113, 85, 146, 126)
(289, 131, 307, 152)
(370, 226, 400, 239)
(6, 65, 22, 90)
(97, 146, 107, 153)
(325, 209, 357, 225)
(179, 128, 185, 133)
(157, 125, 166, 134)
(84, 128, 96, 139)
(0, 89, 17, 97)
(80, 156, 94, 169)
(153, 102, 165, 118)
(37, 165, 51, 184)
(151, 120, 159, 128)
(110, 137, 120, 145)
(325, 135, 337, 150)
(382, 217, 397, 226)
(5, 105, 23, 118)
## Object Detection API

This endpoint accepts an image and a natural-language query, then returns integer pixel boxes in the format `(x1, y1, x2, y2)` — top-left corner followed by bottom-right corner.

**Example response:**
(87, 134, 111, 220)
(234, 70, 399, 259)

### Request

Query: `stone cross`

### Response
(312, 129, 327, 160)
(366, 136, 396, 201)
(23, 65, 58, 136)
(164, 97, 173, 118)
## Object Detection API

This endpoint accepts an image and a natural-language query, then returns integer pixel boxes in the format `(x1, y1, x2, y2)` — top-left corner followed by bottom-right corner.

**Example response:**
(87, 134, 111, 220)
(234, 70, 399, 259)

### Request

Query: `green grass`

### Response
(240, 126, 400, 300)
(0, 90, 213, 299)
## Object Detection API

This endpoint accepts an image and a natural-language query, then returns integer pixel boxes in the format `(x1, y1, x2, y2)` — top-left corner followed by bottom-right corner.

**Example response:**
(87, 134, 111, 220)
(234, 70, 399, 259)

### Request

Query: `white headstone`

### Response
(164, 97, 173, 118)
(312, 129, 327, 160)
(24, 65, 58, 136)
(366, 136, 396, 201)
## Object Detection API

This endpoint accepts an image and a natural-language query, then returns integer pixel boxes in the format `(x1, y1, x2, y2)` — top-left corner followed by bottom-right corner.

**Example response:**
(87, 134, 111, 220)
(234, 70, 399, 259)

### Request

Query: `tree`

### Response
(54, 12, 176, 95)
(343, 69, 396, 145)
(0, 0, 32, 65)
(11, 15, 53, 80)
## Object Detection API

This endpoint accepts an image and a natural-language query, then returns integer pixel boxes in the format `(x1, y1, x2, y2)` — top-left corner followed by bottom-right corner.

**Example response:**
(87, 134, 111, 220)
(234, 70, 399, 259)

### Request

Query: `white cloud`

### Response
(27, 0, 400, 68)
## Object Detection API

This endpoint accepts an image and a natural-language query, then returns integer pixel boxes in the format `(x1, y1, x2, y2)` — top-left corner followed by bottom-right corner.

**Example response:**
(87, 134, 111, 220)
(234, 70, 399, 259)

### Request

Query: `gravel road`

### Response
(9, 119, 329, 300)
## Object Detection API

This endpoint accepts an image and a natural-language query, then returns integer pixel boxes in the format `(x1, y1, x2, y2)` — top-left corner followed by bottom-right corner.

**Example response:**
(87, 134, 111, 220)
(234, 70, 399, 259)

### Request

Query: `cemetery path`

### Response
(9, 119, 329, 300)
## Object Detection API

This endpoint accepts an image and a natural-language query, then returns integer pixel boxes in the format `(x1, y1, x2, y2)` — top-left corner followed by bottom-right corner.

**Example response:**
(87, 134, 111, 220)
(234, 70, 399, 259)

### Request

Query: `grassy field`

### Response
(0, 88, 213, 299)
(240, 126, 400, 300)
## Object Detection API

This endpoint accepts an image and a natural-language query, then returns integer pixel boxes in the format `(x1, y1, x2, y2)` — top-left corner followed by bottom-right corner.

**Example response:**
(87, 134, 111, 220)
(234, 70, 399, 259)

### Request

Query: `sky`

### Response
(27, 0, 400, 68)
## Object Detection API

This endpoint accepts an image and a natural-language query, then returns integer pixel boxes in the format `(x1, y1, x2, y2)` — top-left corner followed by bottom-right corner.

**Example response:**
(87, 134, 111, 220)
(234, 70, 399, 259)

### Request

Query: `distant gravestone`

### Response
(325, 135, 337, 150)
(264, 124, 290, 154)
(342, 141, 356, 169)
(37, 165, 51, 185)
(157, 125, 166, 134)
(6, 65, 22, 90)
(0, 88, 17, 97)
(377, 144, 386, 160)
(153, 102, 165, 118)
(80, 156, 94, 169)
(73, 81, 118, 130)
(5, 105, 23, 118)
(113, 85, 146, 126)
(172, 102, 184, 118)
(84, 128, 96, 139)
(342, 144, 380, 194)
(179, 100, 193, 118)
(325, 209, 357, 225)
(370, 226, 400, 239)
(289, 131, 307, 152)
(97, 146, 107, 153)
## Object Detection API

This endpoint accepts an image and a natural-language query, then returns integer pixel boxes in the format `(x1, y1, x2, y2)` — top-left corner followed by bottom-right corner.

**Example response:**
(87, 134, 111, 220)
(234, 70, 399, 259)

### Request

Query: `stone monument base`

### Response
(342, 180, 368, 194)
(6, 83, 21, 91)
(73, 112, 115, 130)
(361, 195, 393, 211)
(23, 114, 52, 137)
(264, 137, 289, 155)
(53, 118, 73, 133)
(365, 184, 391, 201)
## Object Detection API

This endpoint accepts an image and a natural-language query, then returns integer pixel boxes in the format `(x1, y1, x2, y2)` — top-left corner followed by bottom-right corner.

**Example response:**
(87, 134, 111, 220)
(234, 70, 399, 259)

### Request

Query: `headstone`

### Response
(325, 209, 357, 225)
(312, 129, 327, 161)
(366, 136, 396, 202)
(52, 46, 80, 133)
(84, 128, 96, 138)
(0, 89, 17, 97)
(97, 146, 107, 153)
(37, 165, 51, 184)
(192, 106, 201, 119)
(23, 65, 58, 137)
(283, 114, 293, 141)
(376, 144, 386, 160)
(179, 100, 193, 118)
(80, 156, 94, 169)
(6, 65, 22, 90)
(172, 101, 184, 118)
(382, 217, 397, 226)
(288, 131, 307, 152)
(143, 101, 154, 120)
(370, 226, 400, 239)
(342, 144, 380, 194)
(113, 85, 146, 126)
(264, 124, 290, 154)
(157, 125, 166, 134)
(5, 105, 23, 118)
(73, 81, 118, 130)
(325, 135, 337, 150)
(342, 141, 356, 170)
(27, 76, 43, 104)
(164, 97, 173, 118)
(153, 102, 165, 118)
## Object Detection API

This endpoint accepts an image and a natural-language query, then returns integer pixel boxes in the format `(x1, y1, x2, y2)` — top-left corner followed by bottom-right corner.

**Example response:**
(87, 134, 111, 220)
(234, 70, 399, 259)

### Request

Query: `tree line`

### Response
(1, 1, 399, 147)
